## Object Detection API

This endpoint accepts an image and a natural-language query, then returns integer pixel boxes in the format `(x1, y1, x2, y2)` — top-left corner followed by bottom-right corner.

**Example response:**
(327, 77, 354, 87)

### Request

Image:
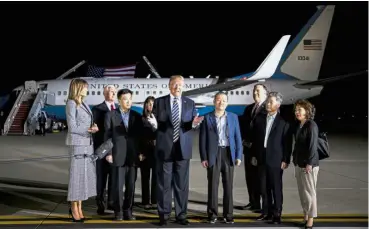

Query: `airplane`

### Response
(10, 5, 367, 122)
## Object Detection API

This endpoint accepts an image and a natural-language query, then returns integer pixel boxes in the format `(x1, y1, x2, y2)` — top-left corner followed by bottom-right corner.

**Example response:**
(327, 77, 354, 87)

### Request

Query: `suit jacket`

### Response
(250, 112, 293, 168)
(239, 101, 267, 145)
(152, 95, 197, 160)
(65, 99, 93, 146)
(292, 120, 319, 168)
(199, 111, 243, 167)
(104, 108, 143, 167)
(92, 101, 111, 150)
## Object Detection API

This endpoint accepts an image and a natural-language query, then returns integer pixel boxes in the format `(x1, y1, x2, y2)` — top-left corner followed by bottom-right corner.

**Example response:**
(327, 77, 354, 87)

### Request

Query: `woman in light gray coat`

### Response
(66, 78, 98, 222)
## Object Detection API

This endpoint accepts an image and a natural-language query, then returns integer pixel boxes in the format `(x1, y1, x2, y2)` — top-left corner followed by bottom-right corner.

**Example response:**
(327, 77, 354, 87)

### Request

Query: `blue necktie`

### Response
(172, 97, 180, 142)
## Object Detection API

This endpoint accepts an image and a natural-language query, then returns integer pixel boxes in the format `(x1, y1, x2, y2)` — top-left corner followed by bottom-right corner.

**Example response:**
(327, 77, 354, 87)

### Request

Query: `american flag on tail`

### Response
(86, 64, 136, 78)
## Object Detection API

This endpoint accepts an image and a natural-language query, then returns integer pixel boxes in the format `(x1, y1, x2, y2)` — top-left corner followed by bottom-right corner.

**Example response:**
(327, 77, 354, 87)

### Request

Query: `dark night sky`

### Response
(0, 1, 367, 116)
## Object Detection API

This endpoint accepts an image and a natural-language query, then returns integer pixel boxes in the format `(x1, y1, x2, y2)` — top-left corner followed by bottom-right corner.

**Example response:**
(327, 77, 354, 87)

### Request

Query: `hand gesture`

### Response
(139, 154, 146, 161)
(281, 162, 288, 170)
(251, 157, 257, 166)
(304, 164, 312, 173)
(201, 160, 209, 168)
(192, 113, 204, 126)
(147, 113, 158, 129)
(106, 154, 113, 164)
(88, 123, 99, 133)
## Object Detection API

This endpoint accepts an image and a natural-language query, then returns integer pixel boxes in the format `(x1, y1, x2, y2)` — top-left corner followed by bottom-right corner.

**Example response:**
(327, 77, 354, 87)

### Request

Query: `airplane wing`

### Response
(182, 35, 291, 97)
(294, 70, 368, 89)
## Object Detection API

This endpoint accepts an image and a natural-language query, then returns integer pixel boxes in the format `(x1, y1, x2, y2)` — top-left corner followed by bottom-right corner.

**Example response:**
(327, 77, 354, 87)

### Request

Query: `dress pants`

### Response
(156, 141, 189, 221)
(96, 158, 113, 208)
(110, 165, 136, 217)
(244, 151, 261, 208)
(258, 149, 284, 216)
(295, 166, 319, 218)
(207, 146, 234, 219)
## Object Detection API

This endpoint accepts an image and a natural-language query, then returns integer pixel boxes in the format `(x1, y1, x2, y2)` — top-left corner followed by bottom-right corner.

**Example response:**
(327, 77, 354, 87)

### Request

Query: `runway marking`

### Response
(0, 218, 366, 225)
(0, 214, 367, 219)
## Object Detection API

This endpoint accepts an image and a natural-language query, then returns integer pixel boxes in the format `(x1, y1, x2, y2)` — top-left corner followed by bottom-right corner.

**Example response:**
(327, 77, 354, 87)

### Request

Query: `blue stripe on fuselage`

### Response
(42, 104, 248, 120)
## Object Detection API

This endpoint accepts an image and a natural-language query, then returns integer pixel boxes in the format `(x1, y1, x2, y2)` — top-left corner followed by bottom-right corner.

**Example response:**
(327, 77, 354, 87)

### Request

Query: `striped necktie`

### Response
(172, 97, 180, 142)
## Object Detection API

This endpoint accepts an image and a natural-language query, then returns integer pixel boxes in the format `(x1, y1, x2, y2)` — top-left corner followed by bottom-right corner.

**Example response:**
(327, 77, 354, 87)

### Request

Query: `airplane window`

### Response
(153, 91, 156, 95)
(97, 91, 101, 95)
(160, 91, 163, 94)
(230, 91, 234, 95)
(92, 91, 95, 95)
(236, 91, 239, 95)
(87, 91, 89, 95)
(146, 91, 150, 94)
(241, 91, 244, 95)
(58, 91, 61, 96)
(63, 91, 67, 95)
(246, 91, 249, 95)
(136, 91, 139, 95)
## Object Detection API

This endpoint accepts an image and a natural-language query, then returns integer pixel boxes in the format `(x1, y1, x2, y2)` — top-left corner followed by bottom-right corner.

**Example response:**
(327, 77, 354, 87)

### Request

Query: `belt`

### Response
(218, 146, 229, 148)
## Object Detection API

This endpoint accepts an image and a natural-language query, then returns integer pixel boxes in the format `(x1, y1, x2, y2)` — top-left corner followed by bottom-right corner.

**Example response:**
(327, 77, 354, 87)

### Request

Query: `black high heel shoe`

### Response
(69, 208, 82, 222)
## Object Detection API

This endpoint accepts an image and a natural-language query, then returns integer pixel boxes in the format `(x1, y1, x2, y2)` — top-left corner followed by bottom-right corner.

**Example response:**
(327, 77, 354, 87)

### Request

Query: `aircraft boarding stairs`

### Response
(3, 81, 46, 136)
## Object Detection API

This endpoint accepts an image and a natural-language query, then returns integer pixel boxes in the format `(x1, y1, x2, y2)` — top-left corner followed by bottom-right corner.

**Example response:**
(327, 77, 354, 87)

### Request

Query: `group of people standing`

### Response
(65, 75, 320, 229)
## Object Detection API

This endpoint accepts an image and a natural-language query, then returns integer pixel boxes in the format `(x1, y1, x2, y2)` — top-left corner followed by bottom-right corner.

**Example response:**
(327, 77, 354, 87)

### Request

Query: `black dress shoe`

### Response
(239, 203, 253, 210)
(124, 215, 136, 221)
(256, 214, 272, 221)
(176, 219, 189, 225)
(224, 218, 234, 224)
(159, 219, 168, 226)
(209, 217, 217, 224)
(114, 214, 123, 221)
(272, 216, 281, 224)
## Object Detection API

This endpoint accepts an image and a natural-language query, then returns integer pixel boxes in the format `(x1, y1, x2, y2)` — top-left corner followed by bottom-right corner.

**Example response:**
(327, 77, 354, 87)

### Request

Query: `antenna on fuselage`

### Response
(56, 60, 86, 80)
(143, 56, 162, 78)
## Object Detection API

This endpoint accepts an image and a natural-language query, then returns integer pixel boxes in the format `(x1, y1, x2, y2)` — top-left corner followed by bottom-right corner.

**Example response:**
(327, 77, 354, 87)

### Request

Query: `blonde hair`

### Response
(169, 75, 184, 84)
(67, 78, 88, 105)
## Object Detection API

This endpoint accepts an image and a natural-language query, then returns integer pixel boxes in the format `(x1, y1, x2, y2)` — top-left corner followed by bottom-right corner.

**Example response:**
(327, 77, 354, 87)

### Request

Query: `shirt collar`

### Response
(119, 107, 130, 114)
(170, 94, 181, 101)
(267, 112, 277, 120)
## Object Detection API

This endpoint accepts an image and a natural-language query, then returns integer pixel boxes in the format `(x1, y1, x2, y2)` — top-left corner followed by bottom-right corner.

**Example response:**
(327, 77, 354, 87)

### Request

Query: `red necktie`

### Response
(111, 104, 115, 110)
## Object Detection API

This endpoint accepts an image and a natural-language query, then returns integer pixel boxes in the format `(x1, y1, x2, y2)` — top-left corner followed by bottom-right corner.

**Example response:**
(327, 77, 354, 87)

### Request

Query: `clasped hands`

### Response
(88, 123, 99, 133)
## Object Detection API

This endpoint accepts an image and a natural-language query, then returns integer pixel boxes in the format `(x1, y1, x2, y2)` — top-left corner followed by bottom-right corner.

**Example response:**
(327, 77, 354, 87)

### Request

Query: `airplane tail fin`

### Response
(246, 35, 291, 81)
(277, 5, 335, 81)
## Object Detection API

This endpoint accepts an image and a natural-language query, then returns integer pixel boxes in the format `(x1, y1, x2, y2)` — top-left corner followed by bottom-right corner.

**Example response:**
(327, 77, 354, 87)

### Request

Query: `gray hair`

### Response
(268, 91, 283, 104)
(213, 91, 228, 101)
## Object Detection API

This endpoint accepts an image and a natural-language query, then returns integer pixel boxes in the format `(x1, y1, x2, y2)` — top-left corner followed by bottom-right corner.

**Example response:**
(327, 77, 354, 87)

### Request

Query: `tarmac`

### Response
(0, 130, 367, 228)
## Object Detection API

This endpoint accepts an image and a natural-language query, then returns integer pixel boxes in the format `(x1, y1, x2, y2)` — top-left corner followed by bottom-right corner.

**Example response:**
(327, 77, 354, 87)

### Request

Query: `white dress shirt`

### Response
(105, 101, 115, 111)
(264, 112, 277, 148)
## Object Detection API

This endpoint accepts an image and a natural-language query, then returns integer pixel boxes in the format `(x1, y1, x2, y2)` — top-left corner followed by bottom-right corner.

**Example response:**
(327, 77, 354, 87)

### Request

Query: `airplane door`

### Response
(46, 92, 56, 105)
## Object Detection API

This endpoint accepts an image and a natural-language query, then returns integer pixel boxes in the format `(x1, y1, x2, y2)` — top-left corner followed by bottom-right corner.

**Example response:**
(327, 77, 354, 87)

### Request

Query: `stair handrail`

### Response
(3, 88, 26, 135)
(23, 89, 46, 135)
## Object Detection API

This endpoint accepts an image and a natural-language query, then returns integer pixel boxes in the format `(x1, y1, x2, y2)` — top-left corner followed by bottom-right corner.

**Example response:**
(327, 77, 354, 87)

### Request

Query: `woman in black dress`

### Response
(138, 96, 157, 209)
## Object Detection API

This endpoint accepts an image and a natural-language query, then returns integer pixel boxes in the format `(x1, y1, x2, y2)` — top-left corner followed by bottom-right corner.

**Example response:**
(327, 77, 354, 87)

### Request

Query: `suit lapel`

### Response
(128, 111, 134, 132)
(225, 112, 231, 138)
(209, 112, 217, 134)
(81, 102, 92, 116)
(165, 95, 173, 124)
(181, 97, 186, 122)
(114, 110, 126, 132)
(269, 113, 280, 136)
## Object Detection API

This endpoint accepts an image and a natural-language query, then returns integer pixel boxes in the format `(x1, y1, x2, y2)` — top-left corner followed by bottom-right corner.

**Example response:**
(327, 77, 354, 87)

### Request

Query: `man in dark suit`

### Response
(238, 83, 268, 211)
(147, 75, 203, 226)
(92, 85, 117, 215)
(199, 92, 243, 224)
(104, 88, 143, 221)
(251, 92, 292, 224)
